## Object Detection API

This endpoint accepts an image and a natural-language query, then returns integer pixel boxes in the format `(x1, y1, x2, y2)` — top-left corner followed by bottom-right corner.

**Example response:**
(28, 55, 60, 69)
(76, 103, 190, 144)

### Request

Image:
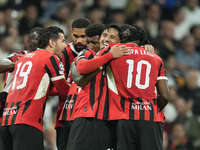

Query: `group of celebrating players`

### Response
(0, 17, 169, 150)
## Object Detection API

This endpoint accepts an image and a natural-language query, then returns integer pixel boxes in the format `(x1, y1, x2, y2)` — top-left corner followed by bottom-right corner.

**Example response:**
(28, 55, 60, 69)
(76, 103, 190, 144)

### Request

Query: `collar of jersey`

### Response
(69, 42, 79, 55)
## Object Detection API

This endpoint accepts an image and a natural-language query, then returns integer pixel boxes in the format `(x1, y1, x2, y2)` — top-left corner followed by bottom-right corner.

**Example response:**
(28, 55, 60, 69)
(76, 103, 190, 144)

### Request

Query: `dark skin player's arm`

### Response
(156, 79, 170, 111)
(71, 61, 100, 87)
(0, 60, 16, 73)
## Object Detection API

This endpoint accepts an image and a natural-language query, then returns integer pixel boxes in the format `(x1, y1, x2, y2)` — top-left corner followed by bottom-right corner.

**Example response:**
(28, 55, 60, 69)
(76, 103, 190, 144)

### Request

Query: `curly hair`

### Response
(72, 18, 91, 29)
(85, 23, 105, 37)
(122, 24, 151, 46)
(38, 26, 64, 49)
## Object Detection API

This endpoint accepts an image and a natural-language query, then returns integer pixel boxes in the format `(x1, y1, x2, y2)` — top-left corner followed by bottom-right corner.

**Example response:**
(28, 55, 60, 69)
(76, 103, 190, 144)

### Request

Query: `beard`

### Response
(74, 43, 86, 52)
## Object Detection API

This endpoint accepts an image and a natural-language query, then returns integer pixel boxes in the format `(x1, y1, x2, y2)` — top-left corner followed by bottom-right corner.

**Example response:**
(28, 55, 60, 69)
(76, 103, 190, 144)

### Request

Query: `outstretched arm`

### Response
(0, 60, 16, 73)
(71, 61, 100, 87)
(76, 45, 131, 75)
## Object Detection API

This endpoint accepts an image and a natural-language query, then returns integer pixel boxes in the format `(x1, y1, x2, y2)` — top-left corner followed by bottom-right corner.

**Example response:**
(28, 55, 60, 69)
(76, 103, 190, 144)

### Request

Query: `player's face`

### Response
(87, 35, 100, 53)
(28, 31, 40, 52)
(55, 33, 66, 59)
(100, 28, 120, 49)
(71, 28, 87, 52)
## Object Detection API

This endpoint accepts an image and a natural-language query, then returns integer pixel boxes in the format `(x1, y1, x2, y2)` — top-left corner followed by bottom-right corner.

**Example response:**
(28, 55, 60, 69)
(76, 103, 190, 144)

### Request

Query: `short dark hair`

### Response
(103, 24, 122, 40)
(120, 24, 132, 33)
(72, 18, 91, 29)
(28, 27, 42, 40)
(122, 24, 151, 46)
(38, 26, 64, 49)
(85, 23, 105, 37)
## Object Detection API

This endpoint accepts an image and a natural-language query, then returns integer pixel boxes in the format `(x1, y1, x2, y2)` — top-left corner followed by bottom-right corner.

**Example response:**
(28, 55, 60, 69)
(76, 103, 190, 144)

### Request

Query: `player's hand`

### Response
(17, 54, 23, 61)
(110, 45, 131, 59)
(141, 44, 154, 54)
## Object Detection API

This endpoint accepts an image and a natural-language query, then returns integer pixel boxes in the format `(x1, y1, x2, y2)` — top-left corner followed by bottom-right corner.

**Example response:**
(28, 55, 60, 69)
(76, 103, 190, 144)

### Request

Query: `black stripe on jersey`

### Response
(137, 97, 144, 120)
(101, 47, 111, 56)
(70, 94, 78, 117)
(50, 56, 60, 76)
(95, 73, 105, 119)
(61, 95, 72, 120)
(158, 62, 163, 77)
(21, 51, 25, 54)
(90, 78, 96, 110)
(88, 54, 94, 59)
(63, 50, 70, 77)
(120, 97, 125, 112)
(22, 99, 32, 115)
(147, 99, 154, 121)
(103, 88, 109, 120)
(5, 102, 14, 126)
(129, 98, 134, 120)
(45, 64, 52, 77)
(11, 101, 21, 124)
(1, 103, 8, 125)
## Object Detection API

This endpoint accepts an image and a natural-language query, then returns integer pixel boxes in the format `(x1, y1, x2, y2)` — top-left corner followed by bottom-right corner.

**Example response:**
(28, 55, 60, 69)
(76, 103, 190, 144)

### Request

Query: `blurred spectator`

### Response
(183, 0, 200, 28)
(0, 10, 6, 37)
(0, 36, 15, 60)
(174, 97, 200, 140)
(164, 88, 179, 135)
(190, 25, 200, 52)
(144, 3, 161, 40)
(152, 20, 180, 61)
(170, 121, 195, 150)
(107, 0, 128, 9)
(172, 5, 190, 41)
(163, 130, 171, 150)
(50, 5, 69, 36)
(176, 36, 200, 72)
(85, 7, 103, 23)
(125, 0, 145, 24)
(177, 69, 200, 116)
(88, 0, 112, 24)
(164, 54, 183, 88)
(109, 9, 126, 26)
(134, 19, 145, 29)
(18, 4, 42, 35)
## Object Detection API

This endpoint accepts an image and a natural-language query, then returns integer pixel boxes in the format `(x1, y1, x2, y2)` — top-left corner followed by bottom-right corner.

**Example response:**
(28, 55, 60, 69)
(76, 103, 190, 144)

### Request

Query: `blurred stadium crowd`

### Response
(1, 0, 200, 150)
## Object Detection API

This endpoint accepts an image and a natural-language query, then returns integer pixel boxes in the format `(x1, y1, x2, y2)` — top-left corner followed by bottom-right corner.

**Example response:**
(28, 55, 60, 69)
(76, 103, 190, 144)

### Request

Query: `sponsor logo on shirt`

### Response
(3, 106, 18, 116)
(131, 102, 151, 110)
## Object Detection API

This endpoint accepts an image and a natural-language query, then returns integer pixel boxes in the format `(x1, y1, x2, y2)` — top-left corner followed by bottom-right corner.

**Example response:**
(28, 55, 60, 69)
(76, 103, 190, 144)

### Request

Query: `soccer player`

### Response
(0, 26, 69, 150)
(0, 27, 42, 118)
(67, 24, 132, 150)
(76, 25, 169, 150)
(55, 17, 91, 150)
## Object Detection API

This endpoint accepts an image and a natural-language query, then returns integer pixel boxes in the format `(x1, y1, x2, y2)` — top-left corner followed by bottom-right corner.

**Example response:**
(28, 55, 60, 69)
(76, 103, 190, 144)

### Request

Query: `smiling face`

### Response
(54, 33, 66, 59)
(71, 28, 87, 52)
(87, 35, 100, 53)
(99, 28, 120, 49)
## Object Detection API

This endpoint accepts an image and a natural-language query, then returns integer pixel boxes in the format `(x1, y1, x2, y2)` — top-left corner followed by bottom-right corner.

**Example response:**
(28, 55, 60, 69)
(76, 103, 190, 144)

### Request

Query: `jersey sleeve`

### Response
(156, 56, 168, 81)
(76, 48, 113, 75)
(6, 51, 26, 62)
(46, 55, 69, 101)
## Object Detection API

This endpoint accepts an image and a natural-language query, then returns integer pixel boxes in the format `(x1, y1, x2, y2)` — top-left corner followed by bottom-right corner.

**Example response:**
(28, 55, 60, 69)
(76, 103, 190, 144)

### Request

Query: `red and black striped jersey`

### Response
(70, 49, 109, 120)
(59, 82, 80, 121)
(3, 50, 28, 93)
(55, 43, 79, 127)
(97, 43, 167, 123)
(0, 49, 68, 131)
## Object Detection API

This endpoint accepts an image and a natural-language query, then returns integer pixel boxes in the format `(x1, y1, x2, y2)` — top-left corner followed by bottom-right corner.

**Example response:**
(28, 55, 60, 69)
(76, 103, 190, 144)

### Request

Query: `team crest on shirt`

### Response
(131, 102, 151, 110)
(59, 62, 64, 72)
(83, 106, 87, 111)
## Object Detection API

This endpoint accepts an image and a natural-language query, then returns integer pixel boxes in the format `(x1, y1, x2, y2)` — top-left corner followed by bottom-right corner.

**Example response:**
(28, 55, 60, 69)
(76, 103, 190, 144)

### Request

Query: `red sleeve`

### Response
(76, 52, 113, 75)
(49, 87, 58, 96)
(52, 79, 69, 101)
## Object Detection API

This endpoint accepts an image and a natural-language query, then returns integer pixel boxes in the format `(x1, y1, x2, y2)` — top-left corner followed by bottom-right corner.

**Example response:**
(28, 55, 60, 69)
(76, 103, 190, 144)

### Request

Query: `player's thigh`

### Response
(0, 126, 12, 150)
(135, 120, 164, 150)
(9, 124, 44, 150)
(116, 119, 137, 150)
(67, 117, 112, 150)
